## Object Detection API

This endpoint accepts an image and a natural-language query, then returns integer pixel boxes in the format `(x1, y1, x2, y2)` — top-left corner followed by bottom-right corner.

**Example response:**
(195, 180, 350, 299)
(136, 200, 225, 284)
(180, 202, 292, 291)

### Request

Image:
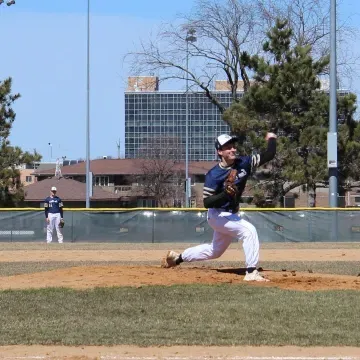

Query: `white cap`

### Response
(51, 186, 57, 191)
(215, 134, 238, 150)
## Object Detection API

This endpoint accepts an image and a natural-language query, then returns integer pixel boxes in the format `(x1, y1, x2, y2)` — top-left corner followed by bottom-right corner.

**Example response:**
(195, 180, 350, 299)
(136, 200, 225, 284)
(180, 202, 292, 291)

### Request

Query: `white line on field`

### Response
(2, 357, 46, 360)
(2, 357, 359, 360)
(100, 357, 359, 360)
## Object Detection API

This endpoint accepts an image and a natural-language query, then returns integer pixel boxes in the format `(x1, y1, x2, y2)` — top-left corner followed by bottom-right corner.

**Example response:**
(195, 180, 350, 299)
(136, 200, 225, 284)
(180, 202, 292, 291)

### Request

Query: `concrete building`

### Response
(125, 76, 240, 161)
(18, 162, 57, 187)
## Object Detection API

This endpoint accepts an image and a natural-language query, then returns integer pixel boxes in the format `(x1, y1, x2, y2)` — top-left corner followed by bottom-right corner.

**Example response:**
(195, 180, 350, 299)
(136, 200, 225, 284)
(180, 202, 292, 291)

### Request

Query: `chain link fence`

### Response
(1, 208, 360, 243)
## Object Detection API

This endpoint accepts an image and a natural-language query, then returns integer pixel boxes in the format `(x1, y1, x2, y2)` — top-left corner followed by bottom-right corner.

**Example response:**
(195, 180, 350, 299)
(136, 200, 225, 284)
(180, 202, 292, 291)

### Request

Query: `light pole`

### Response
(328, 0, 338, 207)
(85, 0, 91, 208)
(185, 29, 196, 208)
(48, 143, 52, 161)
(328, 0, 338, 239)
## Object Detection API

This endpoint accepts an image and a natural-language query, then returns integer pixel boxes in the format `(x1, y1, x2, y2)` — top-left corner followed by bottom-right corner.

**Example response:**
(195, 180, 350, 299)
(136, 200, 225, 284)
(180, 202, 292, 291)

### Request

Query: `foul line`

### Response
(3, 357, 360, 360)
(100, 358, 359, 360)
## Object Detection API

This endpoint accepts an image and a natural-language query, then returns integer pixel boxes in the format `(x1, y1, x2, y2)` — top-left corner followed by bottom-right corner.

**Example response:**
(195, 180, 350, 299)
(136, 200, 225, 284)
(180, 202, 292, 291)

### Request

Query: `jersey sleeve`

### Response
(249, 138, 277, 170)
(237, 155, 255, 173)
(58, 198, 64, 217)
(203, 172, 218, 200)
(250, 154, 261, 171)
(238, 154, 262, 173)
(44, 197, 49, 218)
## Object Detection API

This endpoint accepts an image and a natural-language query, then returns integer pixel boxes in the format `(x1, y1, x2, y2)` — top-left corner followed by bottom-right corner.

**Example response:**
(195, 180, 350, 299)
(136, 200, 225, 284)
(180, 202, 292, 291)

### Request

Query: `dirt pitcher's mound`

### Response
(1, 265, 360, 291)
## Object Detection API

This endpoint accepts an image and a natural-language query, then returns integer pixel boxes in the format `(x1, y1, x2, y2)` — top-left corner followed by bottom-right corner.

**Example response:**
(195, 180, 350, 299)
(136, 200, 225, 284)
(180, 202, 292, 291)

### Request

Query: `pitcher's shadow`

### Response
(214, 267, 267, 275)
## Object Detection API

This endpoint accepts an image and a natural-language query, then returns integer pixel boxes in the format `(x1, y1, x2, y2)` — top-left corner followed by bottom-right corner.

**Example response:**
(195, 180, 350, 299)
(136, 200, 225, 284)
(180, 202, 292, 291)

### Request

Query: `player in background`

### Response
(44, 186, 64, 243)
(162, 132, 277, 281)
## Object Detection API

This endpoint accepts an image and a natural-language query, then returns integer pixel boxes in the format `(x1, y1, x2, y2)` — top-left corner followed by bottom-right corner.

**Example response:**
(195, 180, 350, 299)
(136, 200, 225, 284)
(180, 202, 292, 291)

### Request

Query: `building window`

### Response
(25, 176, 32, 183)
(94, 176, 109, 186)
(137, 199, 158, 207)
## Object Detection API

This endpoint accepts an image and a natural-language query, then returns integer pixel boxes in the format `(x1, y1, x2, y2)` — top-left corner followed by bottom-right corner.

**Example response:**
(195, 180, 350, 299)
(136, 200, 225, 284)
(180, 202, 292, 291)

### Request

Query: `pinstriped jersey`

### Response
(203, 154, 260, 210)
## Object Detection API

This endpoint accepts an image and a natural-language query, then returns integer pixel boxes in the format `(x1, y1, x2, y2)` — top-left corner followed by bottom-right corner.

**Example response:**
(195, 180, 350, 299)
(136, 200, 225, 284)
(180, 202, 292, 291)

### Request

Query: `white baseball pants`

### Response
(182, 208, 259, 268)
(47, 213, 63, 243)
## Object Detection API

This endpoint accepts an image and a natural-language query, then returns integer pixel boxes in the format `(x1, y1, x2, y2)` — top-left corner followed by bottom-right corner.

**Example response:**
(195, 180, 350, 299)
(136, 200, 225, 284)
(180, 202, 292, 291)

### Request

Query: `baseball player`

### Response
(44, 186, 64, 243)
(162, 132, 277, 281)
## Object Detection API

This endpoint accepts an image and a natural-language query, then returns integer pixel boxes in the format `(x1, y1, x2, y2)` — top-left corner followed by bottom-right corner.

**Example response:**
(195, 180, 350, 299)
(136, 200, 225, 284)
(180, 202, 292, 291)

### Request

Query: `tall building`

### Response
(125, 77, 242, 161)
(125, 76, 350, 160)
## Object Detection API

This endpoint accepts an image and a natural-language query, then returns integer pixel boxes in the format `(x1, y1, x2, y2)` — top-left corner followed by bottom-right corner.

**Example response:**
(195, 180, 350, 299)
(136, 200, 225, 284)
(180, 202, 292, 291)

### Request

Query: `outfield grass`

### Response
(0, 285, 359, 346)
(1, 260, 359, 276)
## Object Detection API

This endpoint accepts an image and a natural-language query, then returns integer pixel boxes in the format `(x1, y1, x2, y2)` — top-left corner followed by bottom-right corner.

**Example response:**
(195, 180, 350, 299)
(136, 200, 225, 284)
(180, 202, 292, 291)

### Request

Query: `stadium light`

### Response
(328, 0, 338, 239)
(185, 28, 197, 208)
(328, 0, 338, 207)
(86, 0, 91, 208)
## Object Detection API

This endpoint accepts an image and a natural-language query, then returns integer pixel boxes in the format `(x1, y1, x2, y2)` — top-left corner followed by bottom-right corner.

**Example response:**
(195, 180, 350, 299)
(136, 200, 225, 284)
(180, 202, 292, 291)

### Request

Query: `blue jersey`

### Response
(203, 155, 259, 211)
(44, 196, 63, 216)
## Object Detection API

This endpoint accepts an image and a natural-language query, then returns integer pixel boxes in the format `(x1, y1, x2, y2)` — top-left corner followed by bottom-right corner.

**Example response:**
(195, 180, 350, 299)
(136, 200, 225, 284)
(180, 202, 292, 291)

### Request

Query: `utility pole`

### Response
(185, 28, 196, 208)
(328, 0, 338, 240)
(85, 0, 91, 208)
(116, 139, 121, 159)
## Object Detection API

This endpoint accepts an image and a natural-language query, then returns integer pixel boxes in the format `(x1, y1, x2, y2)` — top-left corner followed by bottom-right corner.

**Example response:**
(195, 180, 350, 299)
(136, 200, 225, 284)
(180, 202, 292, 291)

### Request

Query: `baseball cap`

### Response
(51, 186, 57, 191)
(215, 134, 238, 150)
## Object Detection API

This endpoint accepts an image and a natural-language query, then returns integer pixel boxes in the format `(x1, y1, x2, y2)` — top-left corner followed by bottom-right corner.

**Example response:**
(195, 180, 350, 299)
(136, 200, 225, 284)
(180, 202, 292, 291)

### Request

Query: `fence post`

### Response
(332, 210, 339, 241)
(308, 210, 313, 241)
(11, 212, 13, 243)
(71, 211, 74, 243)
(151, 211, 155, 243)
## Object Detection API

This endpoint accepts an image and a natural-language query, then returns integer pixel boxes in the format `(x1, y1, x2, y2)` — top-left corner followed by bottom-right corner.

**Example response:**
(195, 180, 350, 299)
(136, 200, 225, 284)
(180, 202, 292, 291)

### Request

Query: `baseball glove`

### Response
(224, 169, 238, 197)
(59, 219, 65, 228)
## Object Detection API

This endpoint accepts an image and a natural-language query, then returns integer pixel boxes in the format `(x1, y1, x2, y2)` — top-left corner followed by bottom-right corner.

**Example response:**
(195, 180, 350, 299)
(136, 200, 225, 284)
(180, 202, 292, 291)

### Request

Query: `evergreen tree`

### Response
(0, 77, 41, 207)
(224, 19, 357, 207)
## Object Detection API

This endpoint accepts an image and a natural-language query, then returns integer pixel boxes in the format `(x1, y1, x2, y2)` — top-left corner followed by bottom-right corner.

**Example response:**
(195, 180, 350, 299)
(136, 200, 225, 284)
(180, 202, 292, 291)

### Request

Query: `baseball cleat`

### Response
(243, 269, 270, 282)
(161, 250, 180, 268)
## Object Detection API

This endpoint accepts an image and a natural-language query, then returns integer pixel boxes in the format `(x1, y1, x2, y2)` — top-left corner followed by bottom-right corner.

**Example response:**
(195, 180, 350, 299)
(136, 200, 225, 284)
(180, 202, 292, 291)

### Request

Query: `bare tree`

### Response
(125, 0, 359, 112)
(256, 0, 359, 82)
(134, 136, 185, 207)
(257, 0, 331, 48)
(125, 0, 261, 113)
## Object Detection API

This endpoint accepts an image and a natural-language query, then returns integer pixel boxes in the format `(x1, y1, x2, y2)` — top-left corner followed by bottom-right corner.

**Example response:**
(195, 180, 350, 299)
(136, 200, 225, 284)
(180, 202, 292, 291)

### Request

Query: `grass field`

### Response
(0, 242, 360, 350)
(0, 285, 360, 346)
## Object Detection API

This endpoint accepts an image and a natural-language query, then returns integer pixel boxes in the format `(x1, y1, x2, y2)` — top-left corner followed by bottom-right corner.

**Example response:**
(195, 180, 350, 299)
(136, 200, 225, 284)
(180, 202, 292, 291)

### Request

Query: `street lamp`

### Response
(185, 28, 196, 208)
(85, 0, 91, 208)
(48, 143, 52, 161)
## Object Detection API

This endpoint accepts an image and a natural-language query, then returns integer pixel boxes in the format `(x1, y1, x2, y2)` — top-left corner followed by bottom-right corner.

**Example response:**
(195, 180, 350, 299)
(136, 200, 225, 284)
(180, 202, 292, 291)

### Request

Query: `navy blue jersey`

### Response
(203, 155, 260, 211)
(44, 196, 63, 216)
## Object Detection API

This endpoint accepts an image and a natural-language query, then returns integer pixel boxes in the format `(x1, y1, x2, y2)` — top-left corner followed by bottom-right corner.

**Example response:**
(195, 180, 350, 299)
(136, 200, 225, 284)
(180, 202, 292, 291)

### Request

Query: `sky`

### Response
(0, 0, 359, 163)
